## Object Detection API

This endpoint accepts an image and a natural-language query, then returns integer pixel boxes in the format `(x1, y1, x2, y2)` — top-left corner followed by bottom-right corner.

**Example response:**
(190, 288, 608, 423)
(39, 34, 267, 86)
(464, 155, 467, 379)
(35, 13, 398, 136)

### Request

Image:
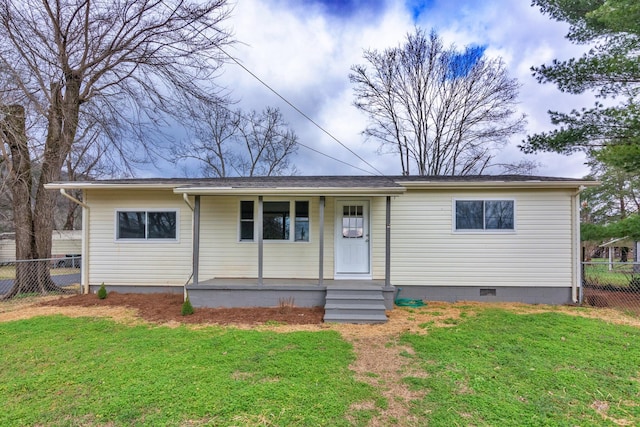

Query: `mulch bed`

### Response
(40, 292, 325, 325)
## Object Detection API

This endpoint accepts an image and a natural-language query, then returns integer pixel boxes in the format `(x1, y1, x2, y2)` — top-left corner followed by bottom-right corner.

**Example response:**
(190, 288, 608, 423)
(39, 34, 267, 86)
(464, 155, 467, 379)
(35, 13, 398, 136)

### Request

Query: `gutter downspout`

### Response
(182, 194, 198, 302)
(60, 189, 89, 294)
(573, 185, 587, 304)
(182, 193, 194, 211)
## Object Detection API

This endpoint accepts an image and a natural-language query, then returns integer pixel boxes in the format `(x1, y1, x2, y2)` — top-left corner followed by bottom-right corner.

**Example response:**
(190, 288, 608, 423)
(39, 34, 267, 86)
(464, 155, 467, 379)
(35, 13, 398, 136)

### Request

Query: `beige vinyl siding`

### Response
(390, 188, 574, 288)
(86, 189, 192, 287)
(198, 196, 336, 280)
(370, 197, 387, 280)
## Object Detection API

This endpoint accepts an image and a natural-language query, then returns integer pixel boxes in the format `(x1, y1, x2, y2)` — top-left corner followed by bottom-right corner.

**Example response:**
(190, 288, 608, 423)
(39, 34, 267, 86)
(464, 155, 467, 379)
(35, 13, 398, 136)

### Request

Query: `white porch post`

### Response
(192, 195, 200, 285)
(258, 196, 263, 286)
(319, 196, 325, 286)
(385, 196, 391, 287)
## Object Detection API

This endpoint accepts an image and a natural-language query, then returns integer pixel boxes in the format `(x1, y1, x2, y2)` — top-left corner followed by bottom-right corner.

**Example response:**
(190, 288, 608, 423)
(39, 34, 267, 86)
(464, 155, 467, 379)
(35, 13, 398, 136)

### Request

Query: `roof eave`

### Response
(397, 180, 600, 190)
(45, 182, 180, 190)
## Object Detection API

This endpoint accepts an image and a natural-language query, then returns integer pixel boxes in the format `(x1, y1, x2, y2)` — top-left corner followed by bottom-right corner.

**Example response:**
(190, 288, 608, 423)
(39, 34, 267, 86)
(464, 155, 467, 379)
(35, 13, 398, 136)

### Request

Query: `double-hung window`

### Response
(239, 200, 309, 242)
(455, 200, 514, 231)
(117, 210, 178, 240)
(240, 201, 255, 241)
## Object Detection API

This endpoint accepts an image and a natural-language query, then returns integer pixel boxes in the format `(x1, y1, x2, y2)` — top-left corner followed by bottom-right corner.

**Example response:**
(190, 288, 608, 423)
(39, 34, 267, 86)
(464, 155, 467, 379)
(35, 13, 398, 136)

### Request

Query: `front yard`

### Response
(0, 295, 639, 426)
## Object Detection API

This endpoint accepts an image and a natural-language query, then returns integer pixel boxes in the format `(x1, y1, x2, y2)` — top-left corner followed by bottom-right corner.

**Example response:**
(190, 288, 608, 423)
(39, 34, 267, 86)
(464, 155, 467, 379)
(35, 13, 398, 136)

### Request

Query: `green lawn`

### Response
(402, 309, 640, 426)
(0, 316, 378, 426)
(1, 309, 639, 426)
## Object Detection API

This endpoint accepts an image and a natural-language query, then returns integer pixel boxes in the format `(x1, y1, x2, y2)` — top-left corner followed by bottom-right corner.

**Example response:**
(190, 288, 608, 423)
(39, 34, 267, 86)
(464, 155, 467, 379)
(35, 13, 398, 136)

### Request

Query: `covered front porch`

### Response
(186, 278, 394, 307)
(186, 278, 394, 323)
(174, 177, 405, 321)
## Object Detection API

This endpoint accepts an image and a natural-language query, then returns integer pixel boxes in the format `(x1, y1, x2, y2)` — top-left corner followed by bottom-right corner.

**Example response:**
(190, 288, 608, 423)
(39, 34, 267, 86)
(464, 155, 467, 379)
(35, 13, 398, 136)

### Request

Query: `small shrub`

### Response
(97, 283, 107, 299)
(278, 297, 295, 314)
(181, 297, 194, 316)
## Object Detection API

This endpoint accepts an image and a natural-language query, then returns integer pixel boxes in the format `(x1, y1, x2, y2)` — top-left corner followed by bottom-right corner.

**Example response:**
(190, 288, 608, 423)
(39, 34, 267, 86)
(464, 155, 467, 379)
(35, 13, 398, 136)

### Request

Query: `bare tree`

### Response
(350, 28, 526, 176)
(172, 98, 242, 178)
(235, 107, 298, 177)
(174, 104, 298, 177)
(0, 0, 232, 298)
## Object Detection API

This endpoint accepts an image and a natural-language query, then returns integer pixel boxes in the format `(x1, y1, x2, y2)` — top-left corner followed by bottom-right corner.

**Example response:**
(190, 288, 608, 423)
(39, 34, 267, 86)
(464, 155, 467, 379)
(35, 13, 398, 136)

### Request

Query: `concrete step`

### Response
(324, 297, 385, 307)
(323, 286, 388, 324)
(324, 305, 388, 316)
(323, 312, 388, 324)
(326, 291, 385, 300)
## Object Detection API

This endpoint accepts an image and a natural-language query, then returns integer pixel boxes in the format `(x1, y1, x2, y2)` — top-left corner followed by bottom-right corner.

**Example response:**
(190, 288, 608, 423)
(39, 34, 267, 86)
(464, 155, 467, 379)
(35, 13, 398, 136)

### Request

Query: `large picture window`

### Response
(117, 210, 177, 240)
(455, 200, 514, 231)
(240, 200, 309, 242)
(264, 201, 290, 240)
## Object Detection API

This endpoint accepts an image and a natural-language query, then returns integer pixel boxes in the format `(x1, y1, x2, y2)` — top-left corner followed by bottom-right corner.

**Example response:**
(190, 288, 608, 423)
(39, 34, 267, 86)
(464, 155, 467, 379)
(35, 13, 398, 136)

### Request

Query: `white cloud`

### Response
(158, 0, 598, 178)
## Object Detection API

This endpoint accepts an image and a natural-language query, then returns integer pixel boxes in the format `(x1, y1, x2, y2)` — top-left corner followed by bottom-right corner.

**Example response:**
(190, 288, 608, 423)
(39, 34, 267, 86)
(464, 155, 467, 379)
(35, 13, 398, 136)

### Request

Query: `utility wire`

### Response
(217, 45, 387, 177)
(187, 101, 380, 175)
(159, 0, 388, 177)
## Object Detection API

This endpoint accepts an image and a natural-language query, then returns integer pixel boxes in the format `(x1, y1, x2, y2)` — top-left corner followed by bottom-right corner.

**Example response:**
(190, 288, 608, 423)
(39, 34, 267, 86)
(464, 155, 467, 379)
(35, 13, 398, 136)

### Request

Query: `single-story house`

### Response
(46, 175, 597, 323)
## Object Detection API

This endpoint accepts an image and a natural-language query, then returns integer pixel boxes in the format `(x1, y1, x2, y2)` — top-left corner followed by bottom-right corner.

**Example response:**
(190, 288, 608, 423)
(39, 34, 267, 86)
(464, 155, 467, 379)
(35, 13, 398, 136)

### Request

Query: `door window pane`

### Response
(342, 205, 364, 238)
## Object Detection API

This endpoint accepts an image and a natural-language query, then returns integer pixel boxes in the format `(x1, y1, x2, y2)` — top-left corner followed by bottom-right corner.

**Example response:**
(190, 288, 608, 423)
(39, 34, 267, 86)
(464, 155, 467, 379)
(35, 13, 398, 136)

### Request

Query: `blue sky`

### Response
(156, 0, 594, 178)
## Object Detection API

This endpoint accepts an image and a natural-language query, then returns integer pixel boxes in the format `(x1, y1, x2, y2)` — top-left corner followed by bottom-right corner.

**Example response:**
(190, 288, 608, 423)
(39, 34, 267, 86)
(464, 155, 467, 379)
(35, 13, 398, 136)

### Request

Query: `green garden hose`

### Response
(394, 287, 426, 307)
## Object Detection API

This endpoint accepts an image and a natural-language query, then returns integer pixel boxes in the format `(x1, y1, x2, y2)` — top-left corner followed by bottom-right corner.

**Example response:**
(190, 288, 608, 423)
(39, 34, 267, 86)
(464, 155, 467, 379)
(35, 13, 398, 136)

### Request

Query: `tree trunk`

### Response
(0, 104, 67, 299)
(621, 247, 629, 262)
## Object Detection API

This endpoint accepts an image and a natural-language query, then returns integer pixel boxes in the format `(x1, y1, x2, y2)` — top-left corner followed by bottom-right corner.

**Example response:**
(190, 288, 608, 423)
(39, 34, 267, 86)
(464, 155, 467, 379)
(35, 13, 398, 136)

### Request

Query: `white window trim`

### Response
(238, 199, 311, 243)
(114, 208, 180, 242)
(451, 198, 517, 234)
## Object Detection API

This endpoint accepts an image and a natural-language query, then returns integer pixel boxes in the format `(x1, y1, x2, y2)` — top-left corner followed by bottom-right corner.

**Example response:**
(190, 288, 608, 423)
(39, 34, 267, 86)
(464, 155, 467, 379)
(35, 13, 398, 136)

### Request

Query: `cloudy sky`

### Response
(159, 0, 597, 178)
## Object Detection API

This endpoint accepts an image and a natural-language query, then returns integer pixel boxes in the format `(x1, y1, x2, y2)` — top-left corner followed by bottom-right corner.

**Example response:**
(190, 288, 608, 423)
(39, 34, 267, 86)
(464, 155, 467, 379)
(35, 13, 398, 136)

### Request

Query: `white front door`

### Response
(335, 200, 370, 276)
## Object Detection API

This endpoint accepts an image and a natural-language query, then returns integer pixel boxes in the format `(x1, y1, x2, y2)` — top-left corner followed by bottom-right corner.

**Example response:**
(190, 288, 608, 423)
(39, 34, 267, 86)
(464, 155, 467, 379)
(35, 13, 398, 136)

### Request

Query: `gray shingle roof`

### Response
(50, 174, 591, 189)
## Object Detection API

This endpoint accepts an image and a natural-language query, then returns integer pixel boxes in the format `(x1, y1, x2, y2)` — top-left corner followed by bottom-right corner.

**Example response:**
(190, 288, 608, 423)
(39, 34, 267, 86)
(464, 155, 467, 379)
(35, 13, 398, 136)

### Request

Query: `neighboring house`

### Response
(599, 237, 635, 270)
(46, 175, 596, 323)
(0, 230, 82, 263)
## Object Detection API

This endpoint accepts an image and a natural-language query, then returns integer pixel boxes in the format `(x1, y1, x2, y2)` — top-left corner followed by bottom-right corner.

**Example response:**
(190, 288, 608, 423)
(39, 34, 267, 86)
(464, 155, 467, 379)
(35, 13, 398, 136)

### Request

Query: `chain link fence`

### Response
(582, 261, 640, 315)
(0, 257, 82, 296)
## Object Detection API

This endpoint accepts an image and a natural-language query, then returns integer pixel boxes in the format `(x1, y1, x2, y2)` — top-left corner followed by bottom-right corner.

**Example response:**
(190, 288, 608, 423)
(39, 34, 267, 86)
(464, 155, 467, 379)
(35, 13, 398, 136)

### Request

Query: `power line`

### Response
(194, 101, 381, 175)
(217, 45, 387, 177)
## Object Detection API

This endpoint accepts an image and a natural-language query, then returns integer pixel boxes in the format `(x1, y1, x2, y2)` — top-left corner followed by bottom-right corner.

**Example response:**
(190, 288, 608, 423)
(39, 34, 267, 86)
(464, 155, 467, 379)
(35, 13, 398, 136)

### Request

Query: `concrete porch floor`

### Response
(185, 278, 395, 310)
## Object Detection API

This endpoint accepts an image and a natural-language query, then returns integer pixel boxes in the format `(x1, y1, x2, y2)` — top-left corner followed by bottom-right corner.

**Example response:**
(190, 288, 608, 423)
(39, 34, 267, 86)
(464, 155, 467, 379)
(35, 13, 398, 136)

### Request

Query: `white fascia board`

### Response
(45, 182, 179, 190)
(172, 186, 406, 196)
(397, 180, 599, 190)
